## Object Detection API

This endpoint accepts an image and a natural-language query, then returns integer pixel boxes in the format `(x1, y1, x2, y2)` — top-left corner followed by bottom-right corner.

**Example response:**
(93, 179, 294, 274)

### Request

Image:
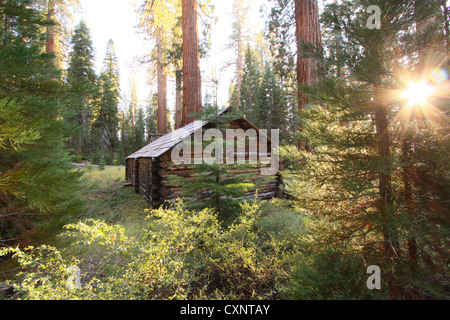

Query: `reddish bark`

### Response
(182, 0, 202, 126)
(46, 0, 56, 53)
(175, 69, 182, 129)
(294, 0, 321, 111)
(157, 31, 168, 134)
(294, 0, 321, 150)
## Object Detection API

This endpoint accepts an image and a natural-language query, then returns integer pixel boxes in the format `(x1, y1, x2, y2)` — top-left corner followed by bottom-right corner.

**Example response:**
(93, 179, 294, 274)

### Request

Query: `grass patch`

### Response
(83, 166, 125, 189)
(38, 166, 149, 250)
(258, 199, 306, 236)
(52, 166, 150, 272)
(79, 166, 149, 237)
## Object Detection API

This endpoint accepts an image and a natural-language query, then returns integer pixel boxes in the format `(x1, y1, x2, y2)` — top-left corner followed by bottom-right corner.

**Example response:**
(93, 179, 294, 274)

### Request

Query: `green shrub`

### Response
(0, 200, 292, 300)
(257, 200, 306, 240)
(0, 245, 90, 300)
(104, 154, 113, 166)
(75, 154, 83, 164)
(279, 249, 388, 300)
(98, 159, 106, 171)
(91, 153, 101, 165)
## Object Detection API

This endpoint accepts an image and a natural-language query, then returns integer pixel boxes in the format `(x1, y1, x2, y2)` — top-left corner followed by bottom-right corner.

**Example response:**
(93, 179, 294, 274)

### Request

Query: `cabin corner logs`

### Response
(125, 118, 284, 209)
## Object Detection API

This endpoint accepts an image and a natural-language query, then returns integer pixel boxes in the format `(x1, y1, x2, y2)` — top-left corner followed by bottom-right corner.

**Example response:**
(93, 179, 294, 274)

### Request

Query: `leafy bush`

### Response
(0, 200, 292, 300)
(0, 245, 88, 300)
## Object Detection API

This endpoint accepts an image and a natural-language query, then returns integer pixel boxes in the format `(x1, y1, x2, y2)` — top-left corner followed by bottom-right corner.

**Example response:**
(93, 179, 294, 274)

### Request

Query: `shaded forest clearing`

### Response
(1, 166, 317, 300)
(79, 166, 148, 228)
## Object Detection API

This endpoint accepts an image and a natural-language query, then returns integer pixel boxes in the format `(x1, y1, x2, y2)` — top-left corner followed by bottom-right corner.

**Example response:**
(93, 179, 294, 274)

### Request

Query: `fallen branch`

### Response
(0, 284, 15, 299)
(0, 212, 41, 219)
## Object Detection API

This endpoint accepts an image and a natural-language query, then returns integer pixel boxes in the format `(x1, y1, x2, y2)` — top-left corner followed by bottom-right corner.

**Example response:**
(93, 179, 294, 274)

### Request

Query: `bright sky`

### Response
(74, 0, 265, 113)
(74, 0, 450, 113)
(75, 0, 149, 110)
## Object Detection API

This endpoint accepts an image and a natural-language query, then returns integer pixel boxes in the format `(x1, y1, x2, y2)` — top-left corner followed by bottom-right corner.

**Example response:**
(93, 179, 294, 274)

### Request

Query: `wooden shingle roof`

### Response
(126, 107, 231, 160)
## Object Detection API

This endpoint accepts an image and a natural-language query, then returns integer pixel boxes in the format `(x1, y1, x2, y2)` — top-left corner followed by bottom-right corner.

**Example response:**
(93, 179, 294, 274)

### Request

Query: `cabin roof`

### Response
(126, 107, 232, 160)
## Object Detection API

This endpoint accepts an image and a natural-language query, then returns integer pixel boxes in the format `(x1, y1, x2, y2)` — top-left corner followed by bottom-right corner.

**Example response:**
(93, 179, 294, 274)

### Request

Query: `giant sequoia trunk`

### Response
(294, 0, 321, 109)
(175, 69, 182, 129)
(235, 5, 243, 109)
(294, 0, 321, 149)
(237, 32, 243, 109)
(156, 31, 168, 134)
(46, 0, 55, 53)
(182, 0, 202, 126)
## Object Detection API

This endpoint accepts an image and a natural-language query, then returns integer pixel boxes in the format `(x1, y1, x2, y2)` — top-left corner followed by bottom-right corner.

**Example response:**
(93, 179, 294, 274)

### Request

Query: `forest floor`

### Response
(0, 167, 150, 297)
(49, 166, 150, 284)
(70, 163, 124, 169)
(32, 166, 150, 248)
(76, 166, 149, 235)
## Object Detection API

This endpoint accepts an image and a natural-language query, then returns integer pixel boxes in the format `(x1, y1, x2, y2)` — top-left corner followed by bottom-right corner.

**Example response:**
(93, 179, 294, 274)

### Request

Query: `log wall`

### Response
(127, 121, 282, 208)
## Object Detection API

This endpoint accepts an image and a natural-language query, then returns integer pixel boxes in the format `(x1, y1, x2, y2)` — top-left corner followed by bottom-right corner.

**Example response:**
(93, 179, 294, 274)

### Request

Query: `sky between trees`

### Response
(75, 0, 264, 111)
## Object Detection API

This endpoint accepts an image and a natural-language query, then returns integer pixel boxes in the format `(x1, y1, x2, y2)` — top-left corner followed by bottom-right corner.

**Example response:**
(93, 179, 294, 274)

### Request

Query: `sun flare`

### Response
(402, 82, 435, 105)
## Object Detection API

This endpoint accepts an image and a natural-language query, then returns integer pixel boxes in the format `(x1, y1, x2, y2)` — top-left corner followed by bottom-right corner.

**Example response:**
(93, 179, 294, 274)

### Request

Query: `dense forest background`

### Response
(0, 0, 449, 300)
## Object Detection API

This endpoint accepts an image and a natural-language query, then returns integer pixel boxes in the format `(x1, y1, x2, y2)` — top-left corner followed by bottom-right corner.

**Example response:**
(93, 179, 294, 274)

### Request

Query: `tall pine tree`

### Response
(0, 0, 83, 245)
(257, 63, 287, 132)
(282, 0, 449, 299)
(240, 44, 262, 125)
(92, 39, 120, 158)
(66, 20, 97, 160)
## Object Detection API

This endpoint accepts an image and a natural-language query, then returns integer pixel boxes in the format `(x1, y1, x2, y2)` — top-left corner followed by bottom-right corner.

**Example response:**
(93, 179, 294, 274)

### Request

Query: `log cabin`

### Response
(125, 108, 283, 209)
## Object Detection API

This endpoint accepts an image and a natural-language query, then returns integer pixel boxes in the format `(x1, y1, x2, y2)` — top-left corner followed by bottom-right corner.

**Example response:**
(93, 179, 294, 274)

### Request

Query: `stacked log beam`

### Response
(151, 158, 163, 208)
